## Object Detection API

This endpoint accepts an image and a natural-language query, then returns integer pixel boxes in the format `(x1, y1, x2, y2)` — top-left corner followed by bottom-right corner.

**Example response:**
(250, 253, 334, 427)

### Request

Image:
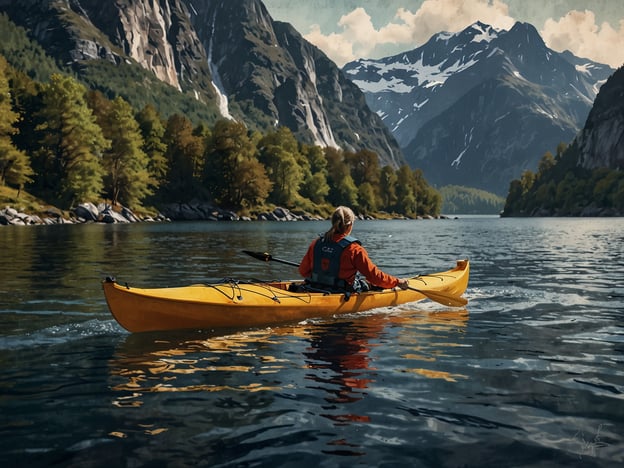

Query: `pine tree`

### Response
(93, 96, 151, 207)
(136, 104, 168, 189)
(204, 119, 271, 209)
(379, 166, 398, 211)
(300, 144, 330, 204)
(258, 127, 305, 206)
(36, 74, 109, 206)
(0, 55, 33, 188)
(163, 114, 206, 200)
(324, 147, 358, 207)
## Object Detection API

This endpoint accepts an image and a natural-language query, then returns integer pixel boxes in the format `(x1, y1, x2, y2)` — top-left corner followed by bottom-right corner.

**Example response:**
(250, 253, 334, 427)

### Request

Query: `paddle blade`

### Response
(408, 286, 468, 308)
(242, 250, 272, 262)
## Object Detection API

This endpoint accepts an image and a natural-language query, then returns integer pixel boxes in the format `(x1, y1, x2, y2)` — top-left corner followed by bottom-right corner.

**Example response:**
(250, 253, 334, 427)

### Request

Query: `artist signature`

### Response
(574, 424, 607, 459)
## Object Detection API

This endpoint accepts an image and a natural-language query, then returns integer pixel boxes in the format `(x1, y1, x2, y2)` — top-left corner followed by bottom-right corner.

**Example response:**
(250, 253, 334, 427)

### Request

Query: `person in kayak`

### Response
(299, 206, 409, 292)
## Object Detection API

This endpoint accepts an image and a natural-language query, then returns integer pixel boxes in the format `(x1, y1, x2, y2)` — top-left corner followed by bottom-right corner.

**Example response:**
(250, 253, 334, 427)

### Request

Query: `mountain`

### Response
(343, 21, 614, 195)
(576, 66, 624, 170)
(0, 0, 402, 167)
(500, 65, 624, 217)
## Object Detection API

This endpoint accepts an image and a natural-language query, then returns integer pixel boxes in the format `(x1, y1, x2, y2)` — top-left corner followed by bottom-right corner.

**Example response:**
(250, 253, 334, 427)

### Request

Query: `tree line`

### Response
(439, 185, 505, 214)
(0, 55, 441, 218)
(502, 142, 624, 216)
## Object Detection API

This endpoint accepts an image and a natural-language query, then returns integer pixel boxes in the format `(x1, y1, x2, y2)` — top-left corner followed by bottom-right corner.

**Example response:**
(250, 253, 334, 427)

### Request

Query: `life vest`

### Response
(310, 235, 360, 290)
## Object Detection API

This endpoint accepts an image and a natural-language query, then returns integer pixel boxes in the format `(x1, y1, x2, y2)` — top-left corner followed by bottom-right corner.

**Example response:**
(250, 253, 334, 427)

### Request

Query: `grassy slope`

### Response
(0, 186, 68, 217)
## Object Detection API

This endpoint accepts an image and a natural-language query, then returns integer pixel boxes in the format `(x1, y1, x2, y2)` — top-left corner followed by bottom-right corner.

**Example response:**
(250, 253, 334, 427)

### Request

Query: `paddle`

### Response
(242, 250, 300, 267)
(407, 286, 468, 307)
(242, 250, 467, 308)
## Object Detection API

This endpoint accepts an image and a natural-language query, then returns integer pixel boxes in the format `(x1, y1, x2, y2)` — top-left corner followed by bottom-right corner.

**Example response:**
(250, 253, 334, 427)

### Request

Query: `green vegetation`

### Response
(0, 185, 67, 217)
(440, 185, 505, 214)
(0, 49, 441, 218)
(502, 142, 624, 216)
(0, 13, 63, 82)
(0, 55, 33, 188)
(79, 59, 221, 124)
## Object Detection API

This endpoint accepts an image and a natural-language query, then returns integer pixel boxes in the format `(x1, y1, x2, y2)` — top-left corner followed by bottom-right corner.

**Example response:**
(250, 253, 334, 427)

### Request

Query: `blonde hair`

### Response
(324, 206, 355, 241)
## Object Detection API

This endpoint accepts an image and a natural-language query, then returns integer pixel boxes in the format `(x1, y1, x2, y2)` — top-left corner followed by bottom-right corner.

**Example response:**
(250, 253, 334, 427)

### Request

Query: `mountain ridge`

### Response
(343, 20, 614, 194)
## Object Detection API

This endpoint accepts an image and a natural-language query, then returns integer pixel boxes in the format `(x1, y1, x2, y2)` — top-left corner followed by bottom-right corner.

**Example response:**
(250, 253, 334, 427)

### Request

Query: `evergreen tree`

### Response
(258, 127, 304, 206)
(204, 119, 271, 209)
(412, 168, 441, 215)
(345, 149, 381, 189)
(325, 147, 358, 207)
(163, 114, 206, 200)
(300, 144, 330, 205)
(379, 166, 398, 211)
(36, 74, 109, 206)
(136, 104, 168, 191)
(0, 55, 32, 188)
(357, 182, 378, 214)
(91, 95, 151, 207)
(395, 165, 417, 216)
(345, 149, 382, 213)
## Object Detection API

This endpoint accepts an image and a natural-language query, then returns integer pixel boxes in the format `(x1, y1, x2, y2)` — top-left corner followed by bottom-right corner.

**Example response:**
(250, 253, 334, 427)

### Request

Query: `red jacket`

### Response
(299, 234, 400, 289)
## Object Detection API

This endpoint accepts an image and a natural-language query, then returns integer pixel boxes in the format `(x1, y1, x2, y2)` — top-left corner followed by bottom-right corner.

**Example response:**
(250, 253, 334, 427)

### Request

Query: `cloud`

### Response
(303, 0, 516, 66)
(540, 10, 624, 68)
(302, 0, 624, 69)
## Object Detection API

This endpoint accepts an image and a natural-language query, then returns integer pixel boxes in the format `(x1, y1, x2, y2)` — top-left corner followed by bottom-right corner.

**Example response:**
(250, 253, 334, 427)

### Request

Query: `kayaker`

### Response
(299, 206, 409, 292)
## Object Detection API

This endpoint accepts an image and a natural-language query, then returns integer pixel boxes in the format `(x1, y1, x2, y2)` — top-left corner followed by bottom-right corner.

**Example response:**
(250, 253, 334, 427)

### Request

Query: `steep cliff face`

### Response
(0, 0, 401, 167)
(0, 0, 216, 100)
(188, 0, 402, 165)
(77, 0, 183, 89)
(577, 66, 624, 170)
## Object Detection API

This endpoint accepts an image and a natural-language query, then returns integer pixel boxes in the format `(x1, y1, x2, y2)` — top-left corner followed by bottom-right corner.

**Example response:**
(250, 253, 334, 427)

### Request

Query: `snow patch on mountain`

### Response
(451, 127, 474, 167)
(471, 23, 499, 43)
(349, 52, 480, 93)
(351, 75, 414, 93)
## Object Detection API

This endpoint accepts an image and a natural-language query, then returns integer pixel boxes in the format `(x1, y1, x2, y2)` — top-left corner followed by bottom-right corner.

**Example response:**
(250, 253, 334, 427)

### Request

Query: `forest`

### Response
(439, 185, 505, 214)
(0, 52, 442, 219)
(502, 142, 624, 216)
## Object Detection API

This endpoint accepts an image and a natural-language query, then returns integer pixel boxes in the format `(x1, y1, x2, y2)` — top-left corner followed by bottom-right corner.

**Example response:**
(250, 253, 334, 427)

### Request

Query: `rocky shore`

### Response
(0, 202, 326, 226)
(1, 201, 453, 226)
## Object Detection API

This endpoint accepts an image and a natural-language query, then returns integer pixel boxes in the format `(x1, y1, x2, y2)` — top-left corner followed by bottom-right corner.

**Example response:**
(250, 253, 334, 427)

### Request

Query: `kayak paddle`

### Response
(406, 286, 468, 307)
(243, 250, 468, 308)
(242, 250, 300, 267)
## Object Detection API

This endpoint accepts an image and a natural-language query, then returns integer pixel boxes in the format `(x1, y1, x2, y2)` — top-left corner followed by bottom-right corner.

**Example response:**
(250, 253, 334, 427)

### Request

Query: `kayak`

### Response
(103, 259, 469, 333)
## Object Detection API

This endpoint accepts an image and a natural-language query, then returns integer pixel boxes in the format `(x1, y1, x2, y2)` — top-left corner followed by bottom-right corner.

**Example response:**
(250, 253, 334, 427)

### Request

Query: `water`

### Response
(1, 217, 623, 467)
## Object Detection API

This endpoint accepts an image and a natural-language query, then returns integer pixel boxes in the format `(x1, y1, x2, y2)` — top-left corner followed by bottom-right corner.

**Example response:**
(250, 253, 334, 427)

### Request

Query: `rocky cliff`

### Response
(187, 0, 401, 165)
(576, 66, 624, 170)
(0, 0, 402, 167)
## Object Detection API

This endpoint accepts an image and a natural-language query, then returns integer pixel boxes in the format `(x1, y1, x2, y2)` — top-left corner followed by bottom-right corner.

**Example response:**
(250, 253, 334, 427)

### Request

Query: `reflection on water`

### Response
(108, 308, 469, 441)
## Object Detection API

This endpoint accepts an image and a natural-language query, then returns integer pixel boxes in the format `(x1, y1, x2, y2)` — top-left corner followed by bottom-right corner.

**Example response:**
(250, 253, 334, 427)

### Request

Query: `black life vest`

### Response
(310, 235, 360, 290)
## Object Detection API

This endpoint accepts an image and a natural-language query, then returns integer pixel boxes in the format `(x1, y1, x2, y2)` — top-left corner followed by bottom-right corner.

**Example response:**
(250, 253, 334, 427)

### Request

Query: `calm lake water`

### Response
(1, 217, 623, 467)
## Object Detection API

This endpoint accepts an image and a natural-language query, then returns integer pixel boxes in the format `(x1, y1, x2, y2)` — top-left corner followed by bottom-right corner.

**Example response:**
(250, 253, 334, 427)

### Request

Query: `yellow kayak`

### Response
(103, 259, 469, 333)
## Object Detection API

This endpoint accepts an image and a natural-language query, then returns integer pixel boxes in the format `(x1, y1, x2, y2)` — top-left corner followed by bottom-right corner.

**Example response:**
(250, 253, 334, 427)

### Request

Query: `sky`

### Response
(262, 0, 624, 68)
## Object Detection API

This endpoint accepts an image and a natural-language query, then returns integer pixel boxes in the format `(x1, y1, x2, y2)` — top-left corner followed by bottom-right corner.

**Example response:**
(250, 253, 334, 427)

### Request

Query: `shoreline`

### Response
(1, 202, 452, 227)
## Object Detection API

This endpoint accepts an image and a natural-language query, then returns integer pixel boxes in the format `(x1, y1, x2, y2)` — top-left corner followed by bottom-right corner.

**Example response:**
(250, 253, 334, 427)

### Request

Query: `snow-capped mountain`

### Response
(343, 21, 614, 194)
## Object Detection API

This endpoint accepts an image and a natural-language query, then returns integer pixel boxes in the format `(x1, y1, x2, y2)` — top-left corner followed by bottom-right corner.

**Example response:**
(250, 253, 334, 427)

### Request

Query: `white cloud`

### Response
(540, 10, 624, 68)
(302, 0, 624, 69)
(303, 0, 516, 66)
